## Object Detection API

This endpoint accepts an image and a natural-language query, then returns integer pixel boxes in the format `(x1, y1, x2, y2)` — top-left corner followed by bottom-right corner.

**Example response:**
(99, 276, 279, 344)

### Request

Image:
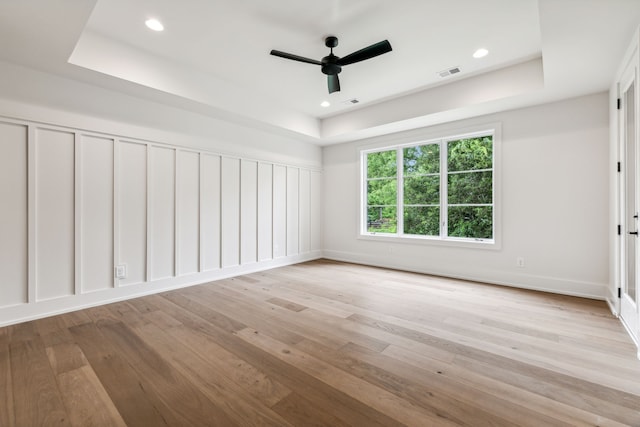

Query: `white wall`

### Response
(0, 64, 322, 326)
(323, 93, 610, 299)
(0, 57, 613, 325)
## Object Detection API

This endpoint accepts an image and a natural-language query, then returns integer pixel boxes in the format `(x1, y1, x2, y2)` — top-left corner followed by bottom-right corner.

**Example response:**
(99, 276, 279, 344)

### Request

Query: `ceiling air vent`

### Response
(342, 98, 360, 105)
(437, 66, 461, 78)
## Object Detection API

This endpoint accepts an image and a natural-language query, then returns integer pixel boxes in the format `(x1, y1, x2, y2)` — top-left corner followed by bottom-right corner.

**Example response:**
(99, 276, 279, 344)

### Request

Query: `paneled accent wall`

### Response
(35, 128, 76, 301)
(201, 154, 222, 271)
(149, 146, 176, 280)
(80, 135, 115, 293)
(0, 122, 28, 308)
(0, 117, 322, 326)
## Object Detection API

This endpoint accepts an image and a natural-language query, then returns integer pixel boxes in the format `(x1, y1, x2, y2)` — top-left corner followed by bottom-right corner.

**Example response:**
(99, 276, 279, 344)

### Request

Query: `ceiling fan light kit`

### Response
(270, 36, 392, 94)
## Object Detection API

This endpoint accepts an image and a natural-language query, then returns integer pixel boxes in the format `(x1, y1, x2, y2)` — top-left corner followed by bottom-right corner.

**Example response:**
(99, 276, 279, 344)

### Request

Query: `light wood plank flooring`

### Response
(1, 259, 639, 426)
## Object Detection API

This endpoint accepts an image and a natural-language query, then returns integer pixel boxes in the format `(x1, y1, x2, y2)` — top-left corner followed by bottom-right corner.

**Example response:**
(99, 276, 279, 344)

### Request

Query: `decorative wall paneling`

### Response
(221, 157, 241, 268)
(286, 167, 300, 256)
(177, 150, 200, 276)
(35, 128, 76, 301)
(118, 141, 147, 286)
(0, 117, 322, 326)
(80, 135, 115, 293)
(200, 154, 222, 271)
(0, 121, 28, 308)
(257, 163, 274, 262)
(149, 146, 176, 281)
(240, 160, 258, 265)
(273, 165, 287, 259)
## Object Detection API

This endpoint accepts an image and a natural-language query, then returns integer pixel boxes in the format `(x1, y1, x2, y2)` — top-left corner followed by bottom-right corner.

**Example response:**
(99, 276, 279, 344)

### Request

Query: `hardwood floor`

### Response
(1, 259, 639, 426)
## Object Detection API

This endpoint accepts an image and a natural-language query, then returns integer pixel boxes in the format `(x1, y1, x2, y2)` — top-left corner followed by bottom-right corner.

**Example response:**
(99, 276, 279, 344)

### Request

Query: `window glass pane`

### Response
(448, 171, 492, 204)
(367, 206, 397, 233)
(448, 136, 492, 172)
(404, 144, 439, 176)
(366, 150, 396, 234)
(404, 206, 440, 236)
(367, 150, 396, 178)
(404, 175, 439, 205)
(367, 178, 396, 206)
(448, 206, 493, 239)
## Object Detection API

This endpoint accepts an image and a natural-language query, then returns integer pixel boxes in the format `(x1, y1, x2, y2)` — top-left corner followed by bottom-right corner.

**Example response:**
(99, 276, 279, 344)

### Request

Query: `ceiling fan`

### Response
(270, 36, 392, 94)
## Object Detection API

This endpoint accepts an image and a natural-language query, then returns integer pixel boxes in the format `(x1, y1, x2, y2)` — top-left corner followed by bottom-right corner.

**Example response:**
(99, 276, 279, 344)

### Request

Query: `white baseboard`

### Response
(606, 297, 620, 317)
(0, 251, 322, 327)
(323, 250, 607, 300)
(619, 316, 640, 359)
(1, 249, 611, 327)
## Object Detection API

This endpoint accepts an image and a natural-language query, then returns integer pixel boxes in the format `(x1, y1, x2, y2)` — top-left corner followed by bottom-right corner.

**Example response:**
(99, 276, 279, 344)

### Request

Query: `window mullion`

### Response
(397, 147, 404, 236)
(440, 139, 448, 238)
(362, 152, 368, 234)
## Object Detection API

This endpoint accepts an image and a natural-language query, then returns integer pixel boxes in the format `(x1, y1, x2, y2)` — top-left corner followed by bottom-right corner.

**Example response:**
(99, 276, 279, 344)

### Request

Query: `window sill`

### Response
(358, 232, 500, 250)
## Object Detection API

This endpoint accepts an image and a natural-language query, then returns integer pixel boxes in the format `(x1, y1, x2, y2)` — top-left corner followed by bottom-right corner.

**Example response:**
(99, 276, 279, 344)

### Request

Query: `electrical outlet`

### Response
(516, 257, 525, 268)
(115, 264, 127, 279)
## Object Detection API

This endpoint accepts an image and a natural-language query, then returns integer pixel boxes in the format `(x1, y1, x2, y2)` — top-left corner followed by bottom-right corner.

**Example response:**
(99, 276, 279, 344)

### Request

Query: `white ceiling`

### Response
(0, 0, 639, 145)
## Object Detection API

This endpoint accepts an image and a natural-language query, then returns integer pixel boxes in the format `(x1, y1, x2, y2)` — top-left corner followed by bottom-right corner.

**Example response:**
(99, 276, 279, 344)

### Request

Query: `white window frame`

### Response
(359, 125, 501, 250)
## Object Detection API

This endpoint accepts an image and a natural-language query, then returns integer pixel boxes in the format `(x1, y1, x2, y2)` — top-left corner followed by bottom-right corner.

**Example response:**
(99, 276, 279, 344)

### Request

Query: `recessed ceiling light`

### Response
(473, 48, 489, 59)
(320, 101, 330, 108)
(145, 18, 164, 32)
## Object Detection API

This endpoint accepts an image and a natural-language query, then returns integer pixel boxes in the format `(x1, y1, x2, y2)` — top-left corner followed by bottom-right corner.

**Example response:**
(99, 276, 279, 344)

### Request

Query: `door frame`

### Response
(617, 44, 640, 351)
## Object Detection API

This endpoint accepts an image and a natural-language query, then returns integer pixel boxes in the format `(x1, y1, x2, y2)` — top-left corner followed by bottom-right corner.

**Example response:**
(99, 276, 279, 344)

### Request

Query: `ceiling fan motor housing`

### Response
(321, 55, 342, 75)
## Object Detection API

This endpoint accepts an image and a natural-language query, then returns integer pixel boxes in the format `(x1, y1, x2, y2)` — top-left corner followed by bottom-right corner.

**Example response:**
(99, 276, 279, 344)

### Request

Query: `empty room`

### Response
(1, 0, 640, 425)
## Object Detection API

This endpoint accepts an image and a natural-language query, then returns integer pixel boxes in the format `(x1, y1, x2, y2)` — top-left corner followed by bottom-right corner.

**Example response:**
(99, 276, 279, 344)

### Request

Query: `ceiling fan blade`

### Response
(337, 40, 392, 66)
(328, 74, 341, 93)
(270, 50, 322, 66)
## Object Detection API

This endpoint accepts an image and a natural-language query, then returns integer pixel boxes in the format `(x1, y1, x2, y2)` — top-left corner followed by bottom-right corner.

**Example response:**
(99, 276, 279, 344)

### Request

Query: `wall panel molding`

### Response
(178, 150, 201, 276)
(201, 154, 222, 271)
(149, 145, 176, 281)
(273, 165, 287, 258)
(258, 163, 273, 262)
(286, 167, 300, 256)
(79, 134, 114, 294)
(34, 127, 75, 301)
(74, 132, 81, 297)
(240, 160, 258, 265)
(0, 113, 322, 326)
(221, 157, 241, 268)
(118, 140, 148, 286)
(0, 121, 28, 308)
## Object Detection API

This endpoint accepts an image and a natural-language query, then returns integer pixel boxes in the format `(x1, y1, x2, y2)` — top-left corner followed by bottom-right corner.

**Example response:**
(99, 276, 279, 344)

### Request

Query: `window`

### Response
(362, 130, 496, 245)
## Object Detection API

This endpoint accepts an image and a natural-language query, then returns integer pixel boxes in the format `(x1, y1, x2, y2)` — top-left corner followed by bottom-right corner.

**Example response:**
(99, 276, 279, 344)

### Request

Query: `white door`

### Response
(620, 57, 640, 344)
